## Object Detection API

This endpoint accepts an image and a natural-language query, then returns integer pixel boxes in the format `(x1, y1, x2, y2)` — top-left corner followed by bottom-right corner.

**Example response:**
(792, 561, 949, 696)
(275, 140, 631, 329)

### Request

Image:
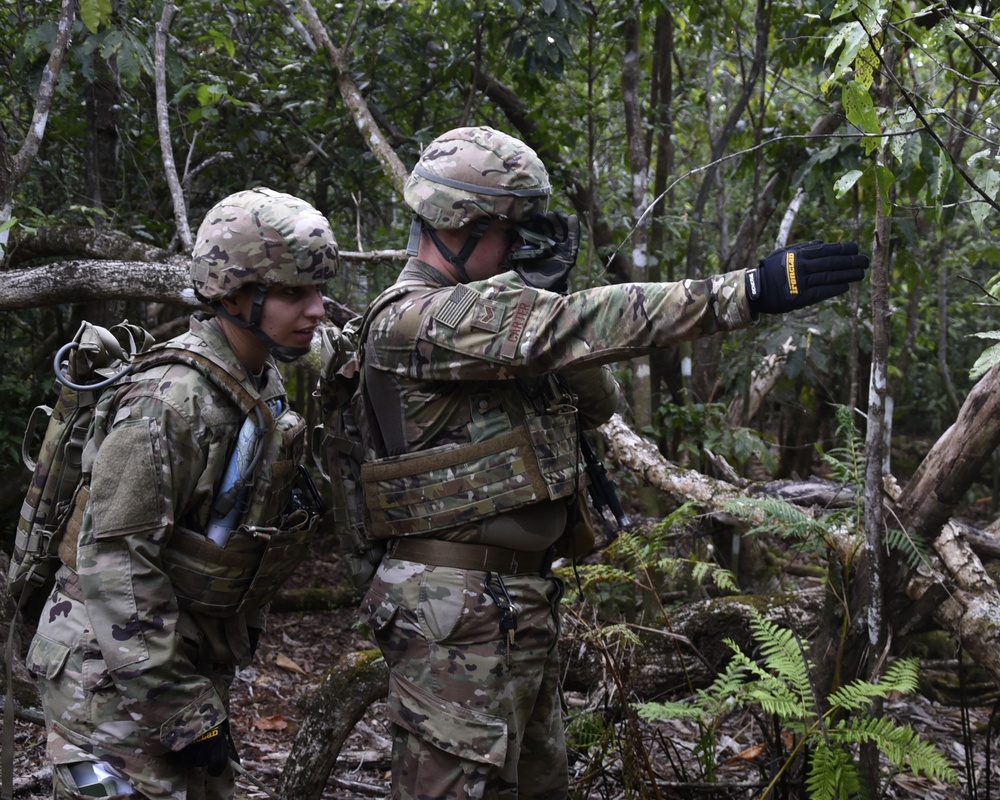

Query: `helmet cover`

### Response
(403, 126, 550, 230)
(191, 187, 339, 302)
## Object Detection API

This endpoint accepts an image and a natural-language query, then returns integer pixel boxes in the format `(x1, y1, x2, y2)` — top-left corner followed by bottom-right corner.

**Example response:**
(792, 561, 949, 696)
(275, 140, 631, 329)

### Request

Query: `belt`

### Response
(388, 538, 549, 575)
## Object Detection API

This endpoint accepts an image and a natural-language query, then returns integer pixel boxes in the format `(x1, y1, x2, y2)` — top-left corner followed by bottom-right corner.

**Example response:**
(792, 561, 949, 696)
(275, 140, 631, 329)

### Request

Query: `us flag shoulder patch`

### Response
(433, 284, 477, 328)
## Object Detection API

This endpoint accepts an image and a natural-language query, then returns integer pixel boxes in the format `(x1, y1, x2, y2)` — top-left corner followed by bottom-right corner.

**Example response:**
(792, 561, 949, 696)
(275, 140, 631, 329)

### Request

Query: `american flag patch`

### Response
(433, 284, 477, 328)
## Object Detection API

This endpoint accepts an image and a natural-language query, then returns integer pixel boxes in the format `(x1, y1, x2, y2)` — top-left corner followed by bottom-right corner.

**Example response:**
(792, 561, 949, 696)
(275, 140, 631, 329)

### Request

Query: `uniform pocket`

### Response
(386, 670, 507, 768)
(81, 656, 114, 692)
(25, 634, 70, 681)
(417, 566, 470, 643)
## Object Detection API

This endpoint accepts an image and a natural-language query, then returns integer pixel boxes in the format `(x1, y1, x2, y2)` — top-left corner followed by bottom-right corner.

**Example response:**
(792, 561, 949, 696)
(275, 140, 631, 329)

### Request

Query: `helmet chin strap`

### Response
(422, 217, 490, 283)
(217, 285, 309, 364)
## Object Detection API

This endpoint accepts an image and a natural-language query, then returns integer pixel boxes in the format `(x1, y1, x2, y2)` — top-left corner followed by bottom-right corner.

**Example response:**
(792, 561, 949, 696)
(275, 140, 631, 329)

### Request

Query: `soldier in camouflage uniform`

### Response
(354, 126, 868, 799)
(26, 188, 337, 800)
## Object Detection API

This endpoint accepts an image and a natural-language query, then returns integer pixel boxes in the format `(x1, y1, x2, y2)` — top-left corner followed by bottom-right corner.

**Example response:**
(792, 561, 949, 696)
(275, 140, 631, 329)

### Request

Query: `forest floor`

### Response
(9, 536, 999, 800)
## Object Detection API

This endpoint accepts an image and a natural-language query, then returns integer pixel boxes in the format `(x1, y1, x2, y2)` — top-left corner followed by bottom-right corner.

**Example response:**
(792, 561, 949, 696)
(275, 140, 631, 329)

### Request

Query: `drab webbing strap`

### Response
(388, 538, 549, 574)
(132, 349, 265, 420)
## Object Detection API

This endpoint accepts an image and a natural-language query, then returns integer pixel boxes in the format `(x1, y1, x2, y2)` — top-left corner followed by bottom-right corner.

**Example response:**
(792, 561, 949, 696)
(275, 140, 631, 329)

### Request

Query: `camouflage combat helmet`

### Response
(191, 187, 339, 302)
(404, 126, 550, 230)
(191, 187, 338, 361)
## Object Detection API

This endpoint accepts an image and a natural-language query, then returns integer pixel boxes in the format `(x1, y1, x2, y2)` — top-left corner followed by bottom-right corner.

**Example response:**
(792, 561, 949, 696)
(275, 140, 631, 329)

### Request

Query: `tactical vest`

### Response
(65, 337, 318, 616)
(358, 283, 583, 541)
(161, 403, 317, 616)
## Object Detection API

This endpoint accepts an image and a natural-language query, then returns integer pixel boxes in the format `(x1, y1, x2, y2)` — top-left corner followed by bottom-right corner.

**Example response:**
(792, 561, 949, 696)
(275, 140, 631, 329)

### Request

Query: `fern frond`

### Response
(565, 709, 608, 751)
(826, 679, 887, 713)
(879, 658, 920, 694)
(607, 529, 667, 567)
(652, 500, 701, 533)
(818, 405, 866, 489)
(747, 609, 815, 705)
(830, 717, 959, 784)
(580, 622, 641, 648)
(679, 558, 740, 594)
(826, 658, 922, 714)
(885, 526, 931, 569)
(745, 684, 806, 718)
(635, 699, 705, 722)
(720, 496, 829, 541)
(806, 741, 861, 800)
(724, 643, 775, 683)
(561, 563, 635, 589)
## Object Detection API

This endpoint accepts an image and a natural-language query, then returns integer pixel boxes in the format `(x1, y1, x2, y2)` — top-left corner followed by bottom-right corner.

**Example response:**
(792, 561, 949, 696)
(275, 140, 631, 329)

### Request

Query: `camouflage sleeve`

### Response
(372, 270, 751, 381)
(559, 366, 621, 429)
(75, 393, 225, 753)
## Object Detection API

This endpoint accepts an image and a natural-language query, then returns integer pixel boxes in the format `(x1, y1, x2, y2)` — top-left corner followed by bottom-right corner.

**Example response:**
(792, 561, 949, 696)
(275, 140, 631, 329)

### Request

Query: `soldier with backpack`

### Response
(23, 188, 336, 799)
(350, 125, 869, 799)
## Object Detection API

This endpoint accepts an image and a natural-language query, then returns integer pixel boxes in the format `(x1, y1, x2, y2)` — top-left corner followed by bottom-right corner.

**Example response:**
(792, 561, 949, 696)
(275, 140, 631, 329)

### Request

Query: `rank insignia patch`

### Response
(471, 298, 503, 332)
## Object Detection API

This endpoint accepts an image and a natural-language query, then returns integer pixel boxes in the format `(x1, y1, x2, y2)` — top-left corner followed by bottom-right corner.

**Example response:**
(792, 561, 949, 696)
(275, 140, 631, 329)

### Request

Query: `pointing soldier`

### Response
(353, 126, 869, 800)
(26, 188, 335, 799)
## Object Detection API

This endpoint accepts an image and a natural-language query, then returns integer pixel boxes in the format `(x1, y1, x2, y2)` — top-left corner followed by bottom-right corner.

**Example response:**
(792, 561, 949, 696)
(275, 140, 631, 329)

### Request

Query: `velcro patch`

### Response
(471, 298, 503, 332)
(433, 284, 477, 329)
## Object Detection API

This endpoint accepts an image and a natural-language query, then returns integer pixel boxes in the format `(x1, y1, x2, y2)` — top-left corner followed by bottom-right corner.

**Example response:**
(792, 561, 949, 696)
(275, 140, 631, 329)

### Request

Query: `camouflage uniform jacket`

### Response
(28, 316, 288, 755)
(362, 258, 752, 543)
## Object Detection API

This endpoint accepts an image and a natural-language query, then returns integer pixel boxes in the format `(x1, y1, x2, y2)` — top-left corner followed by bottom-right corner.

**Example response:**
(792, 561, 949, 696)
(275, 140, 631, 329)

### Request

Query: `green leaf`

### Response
(875, 164, 895, 208)
(827, 21, 869, 85)
(932, 152, 954, 200)
(79, 0, 113, 34)
(842, 81, 880, 154)
(834, 169, 863, 197)
(196, 83, 228, 107)
(970, 340, 1000, 379)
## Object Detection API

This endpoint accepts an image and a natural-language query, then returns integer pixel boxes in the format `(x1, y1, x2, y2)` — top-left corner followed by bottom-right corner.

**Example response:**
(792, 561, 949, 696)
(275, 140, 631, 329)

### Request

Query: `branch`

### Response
(9, 0, 76, 181)
(155, 1, 192, 251)
(1, 0, 76, 260)
(599, 412, 1000, 690)
(294, 0, 409, 193)
(861, 13, 1000, 216)
(470, 72, 630, 283)
(0, 249, 408, 311)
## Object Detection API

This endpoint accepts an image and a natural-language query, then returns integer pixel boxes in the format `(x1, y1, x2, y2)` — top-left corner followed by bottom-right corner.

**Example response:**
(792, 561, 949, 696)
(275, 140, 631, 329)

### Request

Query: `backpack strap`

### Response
(131, 348, 265, 419)
(357, 281, 425, 458)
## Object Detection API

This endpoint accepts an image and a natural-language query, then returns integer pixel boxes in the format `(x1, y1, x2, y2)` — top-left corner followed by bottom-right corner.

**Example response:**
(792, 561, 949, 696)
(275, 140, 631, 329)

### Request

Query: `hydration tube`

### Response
(52, 341, 135, 393)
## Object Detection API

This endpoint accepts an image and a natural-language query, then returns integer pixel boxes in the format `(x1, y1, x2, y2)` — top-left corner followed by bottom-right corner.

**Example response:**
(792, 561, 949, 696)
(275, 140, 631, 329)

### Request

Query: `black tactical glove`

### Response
(745, 240, 869, 315)
(512, 211, 581, 294)
(174, 719, 233, 777)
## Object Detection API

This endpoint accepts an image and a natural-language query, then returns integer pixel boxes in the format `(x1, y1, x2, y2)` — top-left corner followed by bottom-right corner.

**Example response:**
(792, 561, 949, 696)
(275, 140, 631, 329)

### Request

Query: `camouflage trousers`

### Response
(27, 582, 235, 800)
(360, 556, 568, 800)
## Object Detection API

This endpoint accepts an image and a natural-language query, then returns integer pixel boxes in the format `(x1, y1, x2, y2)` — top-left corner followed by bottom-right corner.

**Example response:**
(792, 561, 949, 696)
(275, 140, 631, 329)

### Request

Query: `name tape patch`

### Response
(499, 287, 537, 360)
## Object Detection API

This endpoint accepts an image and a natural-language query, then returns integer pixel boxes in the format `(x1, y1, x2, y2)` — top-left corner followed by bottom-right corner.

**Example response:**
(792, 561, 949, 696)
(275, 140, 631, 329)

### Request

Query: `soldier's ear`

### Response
(219, 289, 250, 321)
